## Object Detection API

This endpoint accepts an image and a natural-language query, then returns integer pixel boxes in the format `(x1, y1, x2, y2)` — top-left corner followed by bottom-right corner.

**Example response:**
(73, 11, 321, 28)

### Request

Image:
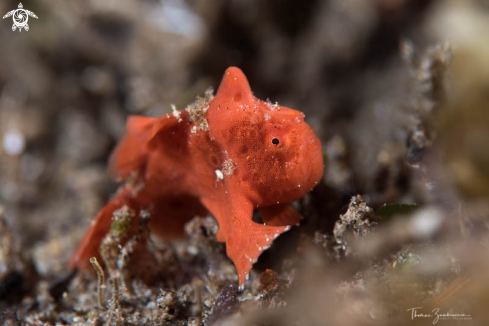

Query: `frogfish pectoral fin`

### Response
(225, 220, 291, 289)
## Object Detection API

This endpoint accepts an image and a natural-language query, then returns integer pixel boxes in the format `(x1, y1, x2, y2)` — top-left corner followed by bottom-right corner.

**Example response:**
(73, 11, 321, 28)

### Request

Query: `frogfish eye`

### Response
(271, 138, 280, 145)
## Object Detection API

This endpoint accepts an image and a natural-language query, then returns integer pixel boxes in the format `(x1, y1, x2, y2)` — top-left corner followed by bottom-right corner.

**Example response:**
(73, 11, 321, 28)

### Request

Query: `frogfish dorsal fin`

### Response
(215, 67, 254, 104)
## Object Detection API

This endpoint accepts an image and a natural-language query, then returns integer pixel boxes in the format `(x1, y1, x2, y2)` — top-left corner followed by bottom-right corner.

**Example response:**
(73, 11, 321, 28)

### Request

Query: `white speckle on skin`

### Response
(266, 98, 272, 109)
(2, 129, 25, 156)
(272, 102, 280, 111)
(171, 104, 182, 122)
(215, 169, 224, 181)
(245, 254, 254, 263)
(264, 113, 271, 121)
(222, 157, 236, 176)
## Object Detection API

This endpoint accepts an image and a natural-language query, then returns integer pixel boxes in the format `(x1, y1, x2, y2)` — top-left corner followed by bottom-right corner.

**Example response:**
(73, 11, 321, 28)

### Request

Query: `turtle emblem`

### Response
(3, 3, 38, 32)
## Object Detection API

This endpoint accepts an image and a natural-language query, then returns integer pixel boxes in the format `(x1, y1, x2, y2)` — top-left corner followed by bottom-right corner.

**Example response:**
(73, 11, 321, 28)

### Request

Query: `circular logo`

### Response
(13, 9, 28, 27)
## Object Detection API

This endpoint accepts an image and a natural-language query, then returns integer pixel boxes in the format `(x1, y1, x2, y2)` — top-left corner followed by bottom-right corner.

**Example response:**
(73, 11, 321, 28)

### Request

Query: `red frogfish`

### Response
(69, 67, 324, 288)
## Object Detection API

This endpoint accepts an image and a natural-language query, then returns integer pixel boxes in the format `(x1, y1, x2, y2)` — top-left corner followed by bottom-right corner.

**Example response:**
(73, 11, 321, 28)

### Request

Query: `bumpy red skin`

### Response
(69, 67, 324, 287)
